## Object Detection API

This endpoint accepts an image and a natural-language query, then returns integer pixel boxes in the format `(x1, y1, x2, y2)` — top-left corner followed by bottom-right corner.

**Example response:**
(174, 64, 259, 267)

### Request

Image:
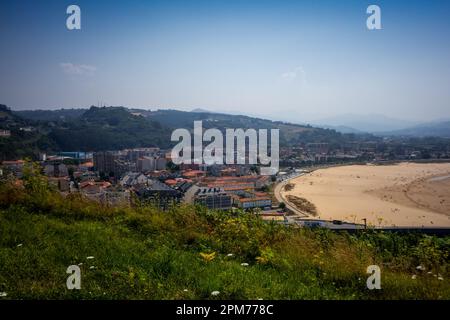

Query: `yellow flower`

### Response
(256, 256, 268, 264)
(200, 252, 216, 262)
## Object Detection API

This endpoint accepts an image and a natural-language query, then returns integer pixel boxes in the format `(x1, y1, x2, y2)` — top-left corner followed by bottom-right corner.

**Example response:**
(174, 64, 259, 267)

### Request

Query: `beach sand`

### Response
(282, 162, 450, 227)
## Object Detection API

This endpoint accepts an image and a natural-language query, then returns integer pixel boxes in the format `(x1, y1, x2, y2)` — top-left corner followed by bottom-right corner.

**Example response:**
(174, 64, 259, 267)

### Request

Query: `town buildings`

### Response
(184, 185, 233, 210)
(0, 129, 11, 138)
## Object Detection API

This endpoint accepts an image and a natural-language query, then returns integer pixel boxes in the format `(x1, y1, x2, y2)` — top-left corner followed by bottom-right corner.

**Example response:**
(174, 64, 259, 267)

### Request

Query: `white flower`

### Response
(17, 244, 23, 247)
(416, 265, 425, 271)
(227, 254, 234, 257)
(427, 271, 432, 275)
(0, 292, 7, 297)
(78, 263, 83, 266)
(257, 298, 263, 300)
(211, 291, 220, 296)
(438, 276, 444, 281)
(89, 266, 96, 270)
(411, 275, 417, 280)
(241, 263, 249, 267)
(183, 289, 188, 292)
(86, 256, 95, 260)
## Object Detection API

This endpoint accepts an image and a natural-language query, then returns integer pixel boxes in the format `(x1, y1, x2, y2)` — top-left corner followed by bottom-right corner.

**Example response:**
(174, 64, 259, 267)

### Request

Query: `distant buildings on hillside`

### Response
(0, 129, 11, 138)
(93, 148, 167, 177)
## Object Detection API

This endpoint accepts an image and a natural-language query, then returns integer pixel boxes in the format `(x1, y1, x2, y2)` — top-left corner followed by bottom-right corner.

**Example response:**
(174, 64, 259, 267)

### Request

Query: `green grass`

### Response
(0, 167, 449, 299)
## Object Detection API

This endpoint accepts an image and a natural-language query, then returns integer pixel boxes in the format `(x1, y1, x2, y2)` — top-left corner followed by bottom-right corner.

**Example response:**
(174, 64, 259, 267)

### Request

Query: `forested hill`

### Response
(1, 105, 375, 160)
(47, 107, 170, 151)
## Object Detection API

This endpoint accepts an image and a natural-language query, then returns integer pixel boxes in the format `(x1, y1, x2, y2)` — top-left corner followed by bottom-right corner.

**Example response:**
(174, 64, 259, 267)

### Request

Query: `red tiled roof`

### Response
(79, 181, 95, 188)
(2, 160, 25, 165)
(223, 186, 255, 191)
(80, 161, 94, 167)
(165, 179, 177, 185)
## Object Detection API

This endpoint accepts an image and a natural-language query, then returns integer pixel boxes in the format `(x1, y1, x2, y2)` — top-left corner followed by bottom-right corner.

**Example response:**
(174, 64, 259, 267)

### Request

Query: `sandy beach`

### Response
(281, 162, 450, 227)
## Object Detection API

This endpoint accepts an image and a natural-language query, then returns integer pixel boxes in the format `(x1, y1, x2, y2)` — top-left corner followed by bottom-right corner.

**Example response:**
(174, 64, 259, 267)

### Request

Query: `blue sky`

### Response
(1, 0, 450, 123)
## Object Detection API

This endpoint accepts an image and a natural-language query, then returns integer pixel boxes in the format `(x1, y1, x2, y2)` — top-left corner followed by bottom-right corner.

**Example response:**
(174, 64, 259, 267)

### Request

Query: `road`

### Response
(273, 171, 310, 218)
(274, 168, 366, 229)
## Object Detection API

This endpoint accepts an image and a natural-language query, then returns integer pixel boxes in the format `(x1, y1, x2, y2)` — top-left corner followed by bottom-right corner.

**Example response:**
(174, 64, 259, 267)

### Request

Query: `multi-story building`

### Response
(93, 151, 134, 177)
(44, 162, 69, 177)
(137, 156, 156, 172)
(93, 151, 118, 175)
(134, 179, 182, 210)
(234, 195, 272, 209)
(156, 157, 167, 170)
(126, 148, 160, 162)
(137, 156, 167, 172)
(184, 185, 232, 210)
(113, 159, 136, 177)
(200, 175, 270, 190)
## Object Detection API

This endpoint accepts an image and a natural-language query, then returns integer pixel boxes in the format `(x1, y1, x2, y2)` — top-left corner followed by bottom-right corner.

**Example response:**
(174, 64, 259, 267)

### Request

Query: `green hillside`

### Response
(0, 105, 56, 161)
(0, 165, 449, 299)
(15, 108, 87, 122)
(48, 107, 171, 151)
(6, 106, 374, 157)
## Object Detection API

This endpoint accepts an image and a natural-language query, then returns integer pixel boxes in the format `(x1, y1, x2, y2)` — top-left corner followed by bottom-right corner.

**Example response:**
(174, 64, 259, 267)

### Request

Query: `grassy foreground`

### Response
(0, 167, 449, 299)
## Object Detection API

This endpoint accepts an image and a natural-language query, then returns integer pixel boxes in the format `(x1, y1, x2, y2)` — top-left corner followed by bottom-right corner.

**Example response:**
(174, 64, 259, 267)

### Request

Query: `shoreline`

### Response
(279, 162, 450, 227)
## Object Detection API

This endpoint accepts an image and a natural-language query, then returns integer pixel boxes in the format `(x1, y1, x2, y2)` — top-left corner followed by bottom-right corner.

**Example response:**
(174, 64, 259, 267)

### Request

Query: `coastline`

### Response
(279, 162, 450, 227)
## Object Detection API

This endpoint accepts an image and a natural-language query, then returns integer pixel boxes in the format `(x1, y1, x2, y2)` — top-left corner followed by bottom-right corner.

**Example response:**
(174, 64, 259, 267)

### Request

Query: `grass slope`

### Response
(0, 167, 449, 299)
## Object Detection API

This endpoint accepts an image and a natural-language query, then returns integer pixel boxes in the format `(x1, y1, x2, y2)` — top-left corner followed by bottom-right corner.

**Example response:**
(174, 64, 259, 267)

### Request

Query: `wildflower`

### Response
(199, 252, 216, 262)
(241, 263, 249, 267)
(227, 254, 234, 257)
(211, 291, 220, 296)
(89, 266, 96, 270)
(86, 256, 95, 260)
(411, 275, 417, 280)
(0, 292, 7, 297)
(17, 244, 23, 247)
(438, 276, 444, 281)
(183, 289, 188, 292)
(416, 265, 425, 271)
(78, 263, 83, 266)
(256, 256, 268, 264)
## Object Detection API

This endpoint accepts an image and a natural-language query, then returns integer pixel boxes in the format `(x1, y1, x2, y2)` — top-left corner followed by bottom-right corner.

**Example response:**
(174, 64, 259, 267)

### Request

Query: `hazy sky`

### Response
(1, 0, 450, 123)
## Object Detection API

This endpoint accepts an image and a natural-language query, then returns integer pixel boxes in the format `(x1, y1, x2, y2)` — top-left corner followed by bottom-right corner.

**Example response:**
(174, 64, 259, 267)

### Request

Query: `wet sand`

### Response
(282, 163, 450, 227)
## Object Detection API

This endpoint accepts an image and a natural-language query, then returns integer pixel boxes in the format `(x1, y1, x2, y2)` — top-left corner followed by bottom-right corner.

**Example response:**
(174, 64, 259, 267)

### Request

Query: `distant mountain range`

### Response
(311, 114, 419, 133)
(10, 107, 450, 138)
(307, 113, 450, 138)
(314, 125, 363, 134)
(382, 121, 450, 138)
(1, 105, 374, 160)
(184, 111, 450, 138)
